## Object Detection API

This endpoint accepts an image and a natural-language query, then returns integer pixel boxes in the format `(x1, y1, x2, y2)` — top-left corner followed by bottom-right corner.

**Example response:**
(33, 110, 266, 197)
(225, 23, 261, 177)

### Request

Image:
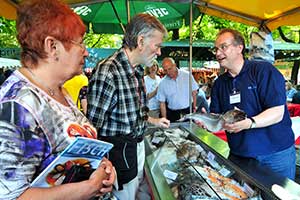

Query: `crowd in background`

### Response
(286, 80, 300, 104)
(57, 62, 300, 119)
(3, 60, 299, 121)
(61, 59, 214, 120)
(4, 53, 300, 120)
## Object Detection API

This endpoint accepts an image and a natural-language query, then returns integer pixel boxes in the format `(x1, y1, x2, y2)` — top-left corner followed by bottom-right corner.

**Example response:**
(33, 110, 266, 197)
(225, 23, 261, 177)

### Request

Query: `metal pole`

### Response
(109, 0, 125, 33)
(126, 0, 130, 23)
(189, 0, 193, 114)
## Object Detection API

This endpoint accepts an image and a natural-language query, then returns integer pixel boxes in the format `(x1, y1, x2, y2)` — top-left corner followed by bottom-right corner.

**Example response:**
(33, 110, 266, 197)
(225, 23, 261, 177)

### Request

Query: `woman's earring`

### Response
(55, 51, 59, 61)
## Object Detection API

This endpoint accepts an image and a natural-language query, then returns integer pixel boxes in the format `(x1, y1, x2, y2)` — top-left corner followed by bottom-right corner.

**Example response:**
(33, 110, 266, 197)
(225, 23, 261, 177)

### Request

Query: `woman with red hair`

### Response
(0, 0, 115, 199)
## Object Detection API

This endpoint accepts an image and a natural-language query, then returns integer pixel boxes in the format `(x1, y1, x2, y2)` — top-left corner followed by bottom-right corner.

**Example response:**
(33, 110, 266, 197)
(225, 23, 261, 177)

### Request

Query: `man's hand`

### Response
(223, 118, 252, 133)
(148, 117, 170, 128)
(193, 105, 197, 113)
(194, 107, 208, 129)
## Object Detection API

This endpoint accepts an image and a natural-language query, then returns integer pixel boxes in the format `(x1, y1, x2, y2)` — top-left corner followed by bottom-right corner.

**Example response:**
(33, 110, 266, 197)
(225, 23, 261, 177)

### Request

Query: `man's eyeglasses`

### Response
(142, 106, 149, 121)
(69, 40, 86, 50)
(211, 43, 234, 55)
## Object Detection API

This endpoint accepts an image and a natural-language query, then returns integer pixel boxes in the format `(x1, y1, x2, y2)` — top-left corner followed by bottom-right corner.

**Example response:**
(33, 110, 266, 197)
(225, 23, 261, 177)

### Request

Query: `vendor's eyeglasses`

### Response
(212, 43, 234, 55)
(69, 40, 86, 51)
(142, 106, 149, 121)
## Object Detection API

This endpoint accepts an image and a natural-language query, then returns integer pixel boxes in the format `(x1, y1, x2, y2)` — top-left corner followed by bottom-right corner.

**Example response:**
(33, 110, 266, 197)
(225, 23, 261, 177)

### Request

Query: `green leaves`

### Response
(0, 17, 18, 48)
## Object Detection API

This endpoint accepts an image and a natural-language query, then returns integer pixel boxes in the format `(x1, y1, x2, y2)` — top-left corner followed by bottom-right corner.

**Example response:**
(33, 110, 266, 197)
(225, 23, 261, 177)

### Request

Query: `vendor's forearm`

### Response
(251, 105, 284, 128)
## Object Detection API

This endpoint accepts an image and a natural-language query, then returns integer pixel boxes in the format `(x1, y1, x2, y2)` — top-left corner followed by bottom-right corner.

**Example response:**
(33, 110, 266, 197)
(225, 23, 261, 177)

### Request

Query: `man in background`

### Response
(157, 57, 198, 122)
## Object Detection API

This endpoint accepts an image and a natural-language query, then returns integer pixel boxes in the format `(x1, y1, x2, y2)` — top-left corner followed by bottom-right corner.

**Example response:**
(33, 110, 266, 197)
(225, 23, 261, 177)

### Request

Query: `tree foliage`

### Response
(84, 33, 122, 48)
(0, 17, 18, 47)
(178, 15, 259, 43)
(1, 15, 300, 48)
(0, 16, 123, 49)
(2, 14, 300, 81)
(273, 26, 300, 43)
(0, 15, 267, 49)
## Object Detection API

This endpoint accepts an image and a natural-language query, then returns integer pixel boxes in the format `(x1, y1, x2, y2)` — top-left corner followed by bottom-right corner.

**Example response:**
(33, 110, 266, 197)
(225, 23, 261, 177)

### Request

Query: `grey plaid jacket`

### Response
(87, 48, 147, 138)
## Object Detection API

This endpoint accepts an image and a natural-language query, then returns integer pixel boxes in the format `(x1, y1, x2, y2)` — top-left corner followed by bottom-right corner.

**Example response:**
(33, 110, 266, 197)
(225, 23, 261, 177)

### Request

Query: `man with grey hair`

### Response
(87, 13, 170, 200)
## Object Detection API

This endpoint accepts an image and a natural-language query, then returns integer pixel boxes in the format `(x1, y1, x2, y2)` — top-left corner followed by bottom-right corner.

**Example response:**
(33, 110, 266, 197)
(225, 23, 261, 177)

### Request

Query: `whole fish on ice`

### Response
(178, 109, 247, 132)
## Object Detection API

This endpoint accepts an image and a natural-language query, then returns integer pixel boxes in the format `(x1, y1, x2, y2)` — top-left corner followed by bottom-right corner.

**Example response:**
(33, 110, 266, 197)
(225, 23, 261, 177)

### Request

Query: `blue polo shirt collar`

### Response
(224, 60, 249, 80)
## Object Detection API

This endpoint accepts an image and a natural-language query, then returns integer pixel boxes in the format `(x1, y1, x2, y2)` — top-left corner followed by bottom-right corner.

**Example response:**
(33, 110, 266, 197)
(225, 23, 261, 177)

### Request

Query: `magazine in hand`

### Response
(31, 137, 113, 187)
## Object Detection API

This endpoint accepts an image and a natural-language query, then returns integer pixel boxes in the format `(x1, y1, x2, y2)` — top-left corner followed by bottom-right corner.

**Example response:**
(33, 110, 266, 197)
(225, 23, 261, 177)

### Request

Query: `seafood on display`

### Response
(166, 163, 219, 199)
(194, 165, 250, 200)
(147, 127, 262, 200)
(176, 140, 206, 164)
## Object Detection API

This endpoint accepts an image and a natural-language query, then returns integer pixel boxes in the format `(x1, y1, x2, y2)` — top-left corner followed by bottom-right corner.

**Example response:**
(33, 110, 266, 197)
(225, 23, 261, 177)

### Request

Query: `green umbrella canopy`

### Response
(73, 0, 200, 34)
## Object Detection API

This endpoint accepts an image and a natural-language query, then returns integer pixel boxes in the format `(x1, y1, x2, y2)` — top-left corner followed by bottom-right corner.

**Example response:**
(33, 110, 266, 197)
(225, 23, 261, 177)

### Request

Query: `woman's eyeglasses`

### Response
(69, 40, 86, 51)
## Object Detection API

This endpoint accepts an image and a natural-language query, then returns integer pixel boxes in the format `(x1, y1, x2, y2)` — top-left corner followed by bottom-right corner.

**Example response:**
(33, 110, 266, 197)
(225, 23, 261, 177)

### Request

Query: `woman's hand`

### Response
(88, 158, 115, 196)
(100, 158, 115, 193)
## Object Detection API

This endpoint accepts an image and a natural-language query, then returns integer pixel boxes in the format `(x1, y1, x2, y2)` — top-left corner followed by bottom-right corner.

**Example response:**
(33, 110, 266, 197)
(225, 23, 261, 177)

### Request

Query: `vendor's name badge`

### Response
(230, 91, 241, 104)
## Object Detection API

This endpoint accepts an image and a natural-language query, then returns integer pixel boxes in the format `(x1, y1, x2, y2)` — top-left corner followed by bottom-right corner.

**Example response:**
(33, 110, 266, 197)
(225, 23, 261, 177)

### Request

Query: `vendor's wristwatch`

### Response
(249, 117, 256, 129)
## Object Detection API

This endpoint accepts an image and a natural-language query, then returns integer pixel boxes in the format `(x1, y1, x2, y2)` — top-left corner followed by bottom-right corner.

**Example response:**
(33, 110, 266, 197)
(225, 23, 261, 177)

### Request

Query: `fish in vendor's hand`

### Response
(222, 108, 249, 133)
(222, 107, 247, 123)
(179, 107, 246, 132)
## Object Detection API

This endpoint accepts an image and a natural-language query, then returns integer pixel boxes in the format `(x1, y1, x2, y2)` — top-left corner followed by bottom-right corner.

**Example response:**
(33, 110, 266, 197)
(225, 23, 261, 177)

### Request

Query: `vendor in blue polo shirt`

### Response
(206, 28, 295, 180)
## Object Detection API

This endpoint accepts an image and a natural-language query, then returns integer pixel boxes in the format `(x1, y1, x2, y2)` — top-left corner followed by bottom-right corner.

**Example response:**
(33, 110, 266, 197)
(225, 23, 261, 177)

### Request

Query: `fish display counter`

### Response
(144, 123, 300, 200)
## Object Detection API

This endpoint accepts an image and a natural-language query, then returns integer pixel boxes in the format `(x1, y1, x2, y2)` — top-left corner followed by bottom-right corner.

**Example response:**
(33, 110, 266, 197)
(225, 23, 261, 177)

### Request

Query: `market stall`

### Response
(144, 123, 300, 199)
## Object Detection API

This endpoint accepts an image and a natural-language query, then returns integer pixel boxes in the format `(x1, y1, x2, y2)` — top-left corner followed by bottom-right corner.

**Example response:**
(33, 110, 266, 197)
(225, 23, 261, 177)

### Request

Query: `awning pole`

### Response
(126, 0, 130, 23)
(109, 0, 125, 33)
(189, 0, 193, 114)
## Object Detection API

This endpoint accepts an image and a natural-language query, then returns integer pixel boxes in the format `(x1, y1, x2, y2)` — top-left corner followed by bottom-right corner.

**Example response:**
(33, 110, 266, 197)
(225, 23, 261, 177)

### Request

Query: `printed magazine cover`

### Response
(31, 137, 113, 187)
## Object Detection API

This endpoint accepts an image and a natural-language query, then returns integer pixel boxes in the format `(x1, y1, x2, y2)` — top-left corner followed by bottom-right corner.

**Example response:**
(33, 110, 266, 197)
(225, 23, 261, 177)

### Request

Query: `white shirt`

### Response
(144, 75, 161, 110)
(157, 69, 198, 110)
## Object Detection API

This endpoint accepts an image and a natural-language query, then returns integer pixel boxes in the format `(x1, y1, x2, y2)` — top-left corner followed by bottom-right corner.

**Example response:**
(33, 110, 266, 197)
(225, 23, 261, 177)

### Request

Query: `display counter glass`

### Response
(144, 123, 280, 199)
